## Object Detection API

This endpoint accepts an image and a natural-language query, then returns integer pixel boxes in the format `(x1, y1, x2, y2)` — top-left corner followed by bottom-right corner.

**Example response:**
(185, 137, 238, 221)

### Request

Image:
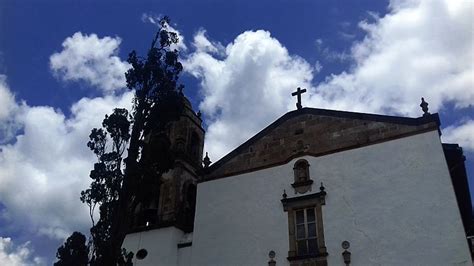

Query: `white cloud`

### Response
(192, 29, 225, 55)
(309, 0, 474, 115)
(0, 77, 134, 242)
(184, 30, 315, 158)
(185, 0, 473, 160)
(0, 75, 22, 143)
(314, 38, 351, 63)
(0, 237, 45, 266)
(443, 120, 474, 152)
(0, 75, 16, 120)
(50, 32, 131, 93)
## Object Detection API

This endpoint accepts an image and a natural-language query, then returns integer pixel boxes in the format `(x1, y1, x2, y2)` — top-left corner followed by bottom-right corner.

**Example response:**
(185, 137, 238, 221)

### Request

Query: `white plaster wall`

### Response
(192, 130, 471, 266)
(178, 246, 192, 266)
(122, 227, 184, 266)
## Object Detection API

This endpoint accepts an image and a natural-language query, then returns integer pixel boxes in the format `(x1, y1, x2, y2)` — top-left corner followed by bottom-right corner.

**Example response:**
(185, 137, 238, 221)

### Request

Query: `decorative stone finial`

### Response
(268, 250, 276, 266)
(197, 110, 202, 119)
(342, 241, 350, 249)
(342, 241, 351, 265)
(320, 182, 325, 192)
(269, 250, 275, 259)
(203, 152, 211, 168)
(282, 189, 287, 199)
(420, 97, 430, 116)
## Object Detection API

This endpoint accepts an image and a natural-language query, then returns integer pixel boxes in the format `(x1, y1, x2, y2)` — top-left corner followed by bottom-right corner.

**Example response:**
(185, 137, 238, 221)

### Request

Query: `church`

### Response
(122, 89, 473, 266)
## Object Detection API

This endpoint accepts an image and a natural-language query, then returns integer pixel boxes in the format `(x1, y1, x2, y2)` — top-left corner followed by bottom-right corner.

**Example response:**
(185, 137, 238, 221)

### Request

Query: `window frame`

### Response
(282, 191, 328, 265)
(295, 208, 319, 256)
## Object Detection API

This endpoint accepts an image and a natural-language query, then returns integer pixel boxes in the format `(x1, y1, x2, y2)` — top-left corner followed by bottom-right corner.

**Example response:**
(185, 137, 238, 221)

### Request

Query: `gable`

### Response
(202, 108, 440, 181)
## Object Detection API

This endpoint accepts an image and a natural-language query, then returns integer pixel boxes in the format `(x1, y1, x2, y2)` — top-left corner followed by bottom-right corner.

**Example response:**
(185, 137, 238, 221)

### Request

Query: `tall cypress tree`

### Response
(56, 16, 185, 265)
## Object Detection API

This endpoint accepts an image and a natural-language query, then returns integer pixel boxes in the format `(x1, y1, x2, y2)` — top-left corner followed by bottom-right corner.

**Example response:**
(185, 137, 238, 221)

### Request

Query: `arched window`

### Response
(292, 159, 313, 194)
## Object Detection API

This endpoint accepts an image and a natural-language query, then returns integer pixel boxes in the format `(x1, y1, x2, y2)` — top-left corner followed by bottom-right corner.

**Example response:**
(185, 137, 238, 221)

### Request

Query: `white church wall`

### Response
(192, 130, 471, 265)
(177, 246, 192, 266)
(122, 227, 184, 266)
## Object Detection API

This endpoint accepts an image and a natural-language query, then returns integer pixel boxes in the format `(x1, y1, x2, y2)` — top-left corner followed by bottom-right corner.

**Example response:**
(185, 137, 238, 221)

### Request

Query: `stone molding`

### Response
(291, 180, 314, 194)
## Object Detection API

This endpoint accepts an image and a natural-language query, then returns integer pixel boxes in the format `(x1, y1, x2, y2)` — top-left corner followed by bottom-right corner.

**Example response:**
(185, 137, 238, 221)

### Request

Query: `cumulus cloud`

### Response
(50, 33, 131, 93)
(184, 30, 315, 158)
(2, 28, 136, 261)
(309, 0, 473, 115)
(443, 120, 474, 152)
(0, 237, 45, 266)
(184, 0, 473, 160)
(192, 29, 225, 55)
(0, 90, 134, 241)
(0, 71, 134, 251)
(315, 39, 351, 63)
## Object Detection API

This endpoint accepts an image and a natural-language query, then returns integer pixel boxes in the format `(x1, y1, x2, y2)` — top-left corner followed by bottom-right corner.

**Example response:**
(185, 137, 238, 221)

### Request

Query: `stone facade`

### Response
(204, 108, 439, 180)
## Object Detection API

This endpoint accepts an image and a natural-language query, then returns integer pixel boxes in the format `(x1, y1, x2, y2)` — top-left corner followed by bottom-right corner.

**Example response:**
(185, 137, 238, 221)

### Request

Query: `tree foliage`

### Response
(55, 16, 185, 265)
(54, 232, 89, 266)
(80, 108, 131, 265)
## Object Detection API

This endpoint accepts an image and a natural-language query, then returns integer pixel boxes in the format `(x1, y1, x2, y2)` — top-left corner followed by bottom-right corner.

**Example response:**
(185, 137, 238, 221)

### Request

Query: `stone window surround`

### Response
(281, 191, 328, 266)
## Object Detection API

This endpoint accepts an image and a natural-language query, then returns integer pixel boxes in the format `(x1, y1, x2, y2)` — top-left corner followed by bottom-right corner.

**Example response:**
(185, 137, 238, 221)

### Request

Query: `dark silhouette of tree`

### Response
(56, 16, 185, 265)
(54, 232, 89, 266)
(80, 108, 131, 265)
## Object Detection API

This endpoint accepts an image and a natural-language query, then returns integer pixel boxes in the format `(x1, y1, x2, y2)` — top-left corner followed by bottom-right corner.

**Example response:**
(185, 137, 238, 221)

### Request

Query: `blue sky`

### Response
(0, 0, 472, 264)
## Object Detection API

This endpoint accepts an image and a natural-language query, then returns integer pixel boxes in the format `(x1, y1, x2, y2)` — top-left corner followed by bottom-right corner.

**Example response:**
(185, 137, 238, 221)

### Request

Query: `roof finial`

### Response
(268, 250, 276, 266)
(292, 87, 307, 110)
(320, 182, 325, 192)
(420, 97, 430, 117)
(203, 152, 211, 168)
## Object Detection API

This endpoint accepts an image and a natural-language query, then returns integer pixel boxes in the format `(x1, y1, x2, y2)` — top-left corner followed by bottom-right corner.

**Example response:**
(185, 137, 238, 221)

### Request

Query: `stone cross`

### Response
(292, 87, 307, 110)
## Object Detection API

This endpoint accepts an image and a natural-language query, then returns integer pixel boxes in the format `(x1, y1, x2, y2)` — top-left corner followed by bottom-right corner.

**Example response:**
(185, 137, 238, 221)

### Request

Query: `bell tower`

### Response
(132, 95, 204, 233)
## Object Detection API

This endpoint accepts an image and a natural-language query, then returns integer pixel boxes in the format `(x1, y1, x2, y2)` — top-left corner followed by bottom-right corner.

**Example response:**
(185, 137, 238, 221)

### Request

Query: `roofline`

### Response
(205, 107, 440, 173)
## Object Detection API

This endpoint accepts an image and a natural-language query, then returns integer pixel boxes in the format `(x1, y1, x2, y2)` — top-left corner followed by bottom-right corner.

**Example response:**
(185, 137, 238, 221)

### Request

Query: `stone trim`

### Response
(177, 242, 192, 249)
(128, 221, 191, 234)
(128, 221, 176, 234)
(287, 253, 328, 260)
(288, 255, 328, 266)
(281, 191, 327, 210)
(291, 180, 314, 194)
(282, 192, 327, 265)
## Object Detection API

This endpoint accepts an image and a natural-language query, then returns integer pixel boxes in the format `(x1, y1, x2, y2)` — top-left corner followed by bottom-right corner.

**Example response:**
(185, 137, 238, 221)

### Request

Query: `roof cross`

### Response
(292, 87, 307, 110)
